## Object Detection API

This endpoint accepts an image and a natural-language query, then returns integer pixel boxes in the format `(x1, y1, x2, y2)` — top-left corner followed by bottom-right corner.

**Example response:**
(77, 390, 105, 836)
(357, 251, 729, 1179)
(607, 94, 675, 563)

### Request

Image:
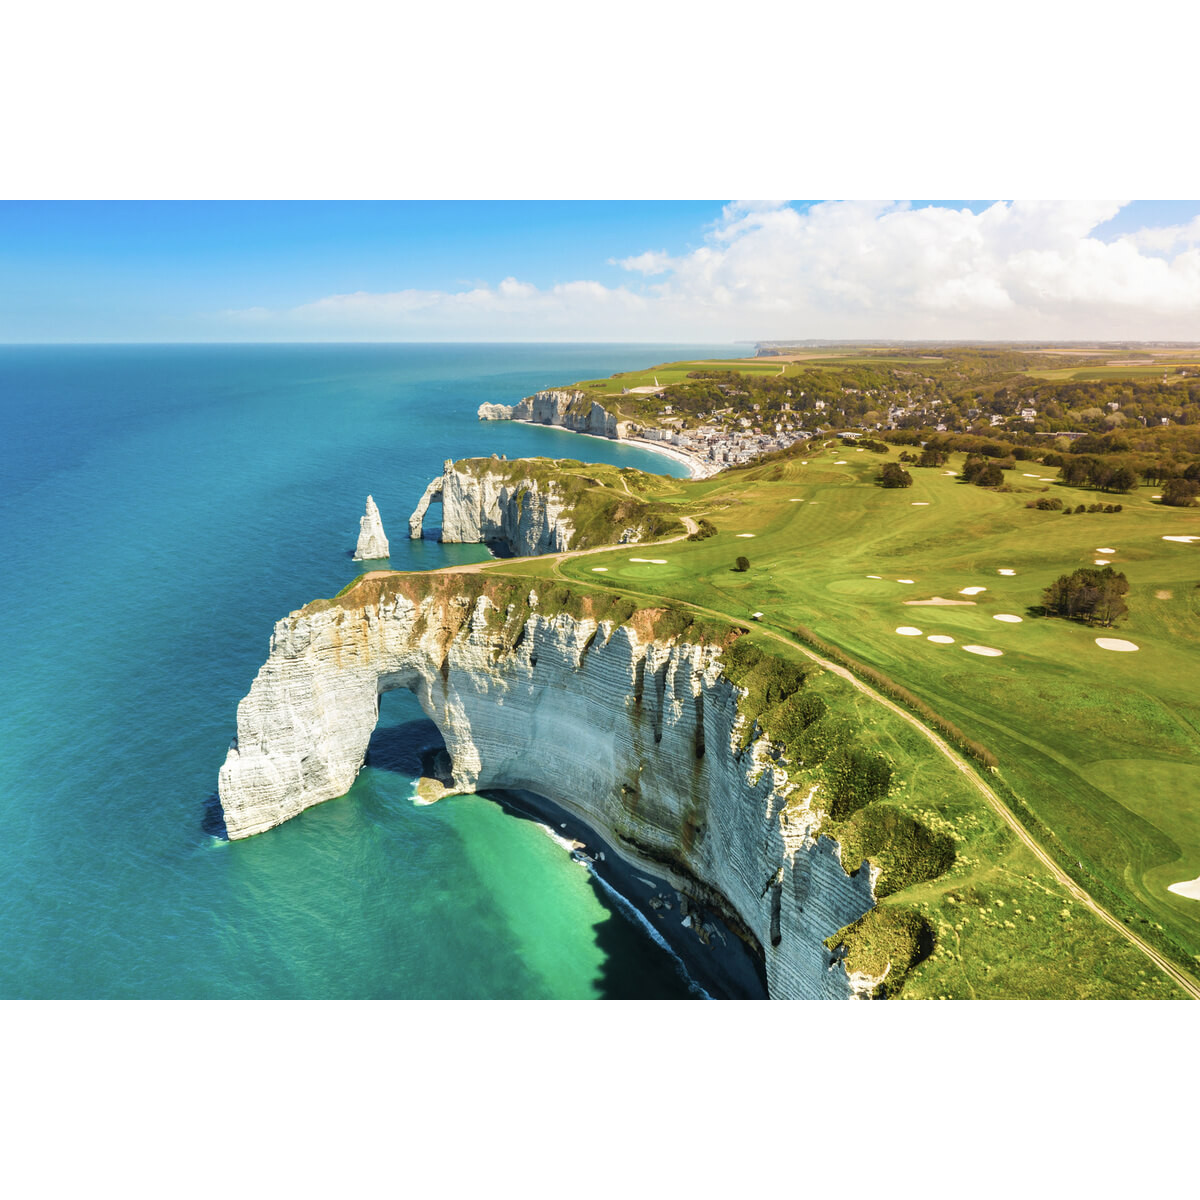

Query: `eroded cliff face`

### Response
(218, 581, 876, 999)
(407, 459, 574, 555)
(477, 389, 620, 438)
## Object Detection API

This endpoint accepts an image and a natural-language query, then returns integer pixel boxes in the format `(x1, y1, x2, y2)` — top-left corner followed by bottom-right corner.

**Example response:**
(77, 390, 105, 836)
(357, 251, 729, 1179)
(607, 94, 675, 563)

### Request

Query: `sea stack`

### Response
(353, 495, 390, 560)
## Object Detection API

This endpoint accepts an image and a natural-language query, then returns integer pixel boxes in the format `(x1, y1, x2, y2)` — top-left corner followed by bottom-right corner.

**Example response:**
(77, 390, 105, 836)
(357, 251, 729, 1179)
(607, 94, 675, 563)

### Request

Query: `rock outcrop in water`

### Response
(408, 459, 574, 554)
(353, 495, 390, 561)
(477, 389, 620, 438)
(217, 576, 877, 999)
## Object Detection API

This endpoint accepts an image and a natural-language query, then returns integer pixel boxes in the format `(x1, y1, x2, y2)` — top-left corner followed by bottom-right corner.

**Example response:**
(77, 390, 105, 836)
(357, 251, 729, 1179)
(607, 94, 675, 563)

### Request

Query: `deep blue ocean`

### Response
(0, 343, 751, 999)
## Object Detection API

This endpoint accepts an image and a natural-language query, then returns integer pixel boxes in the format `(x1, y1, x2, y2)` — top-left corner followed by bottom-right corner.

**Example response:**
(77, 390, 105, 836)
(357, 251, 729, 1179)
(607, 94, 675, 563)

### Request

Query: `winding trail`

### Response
(370, 520, 1199, 998)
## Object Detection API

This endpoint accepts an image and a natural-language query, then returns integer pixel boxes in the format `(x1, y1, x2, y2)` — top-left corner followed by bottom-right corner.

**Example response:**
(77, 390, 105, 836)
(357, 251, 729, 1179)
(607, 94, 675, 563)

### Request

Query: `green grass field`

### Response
(565, 352, 952, 404)
(564, 357, 793, 401)
(483, 440, 1200, 993)
(1027, 361, 1200, 381)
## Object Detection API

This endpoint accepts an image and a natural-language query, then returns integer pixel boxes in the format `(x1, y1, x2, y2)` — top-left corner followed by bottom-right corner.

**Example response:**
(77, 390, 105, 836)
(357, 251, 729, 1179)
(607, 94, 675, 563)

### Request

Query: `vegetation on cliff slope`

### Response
(454, 456, 685, 548)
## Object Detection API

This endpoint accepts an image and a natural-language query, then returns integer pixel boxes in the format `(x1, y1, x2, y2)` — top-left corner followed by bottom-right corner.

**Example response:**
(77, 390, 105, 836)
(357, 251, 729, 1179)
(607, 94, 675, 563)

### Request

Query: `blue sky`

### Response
(3, 200, 1199, 342)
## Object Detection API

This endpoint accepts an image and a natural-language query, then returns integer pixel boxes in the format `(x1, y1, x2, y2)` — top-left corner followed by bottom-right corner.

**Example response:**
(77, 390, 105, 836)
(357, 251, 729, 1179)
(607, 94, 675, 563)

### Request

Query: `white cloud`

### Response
(611, 250, 672, 275)
(219, 201, 1200, 341)
(1120, 214, 1200, 254)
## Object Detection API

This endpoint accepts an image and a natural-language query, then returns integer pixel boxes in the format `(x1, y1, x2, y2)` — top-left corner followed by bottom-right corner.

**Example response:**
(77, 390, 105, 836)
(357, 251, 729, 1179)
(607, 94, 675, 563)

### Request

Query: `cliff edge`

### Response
(477, 388, 620, 438)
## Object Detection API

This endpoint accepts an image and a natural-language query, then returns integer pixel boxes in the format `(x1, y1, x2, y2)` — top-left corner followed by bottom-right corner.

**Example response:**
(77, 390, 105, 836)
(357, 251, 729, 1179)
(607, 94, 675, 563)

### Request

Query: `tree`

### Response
(735, 556, 750, 572)
(1108, 465, 1137, 493)
(878, 463, 913, 488)
(974, 462, 1004, 487)
(1162, 477, 1200, 507)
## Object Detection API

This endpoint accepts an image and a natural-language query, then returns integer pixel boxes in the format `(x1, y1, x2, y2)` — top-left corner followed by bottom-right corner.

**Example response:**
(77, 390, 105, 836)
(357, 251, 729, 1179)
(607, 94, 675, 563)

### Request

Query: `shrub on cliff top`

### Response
(822, 745, 893, 819)
(835, 805, 955, 898)
(825, 906, 934, 997)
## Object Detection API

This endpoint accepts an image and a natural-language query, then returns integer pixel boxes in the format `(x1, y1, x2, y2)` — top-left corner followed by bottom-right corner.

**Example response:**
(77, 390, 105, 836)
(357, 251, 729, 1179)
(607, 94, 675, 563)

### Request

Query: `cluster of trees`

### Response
(961, 455, 1011, 486)
(1042, 566, 1130, 626)
(878, 463, 913, 488)
(1028, 497, 1124, 513)
(1057, 456, 1138, 492)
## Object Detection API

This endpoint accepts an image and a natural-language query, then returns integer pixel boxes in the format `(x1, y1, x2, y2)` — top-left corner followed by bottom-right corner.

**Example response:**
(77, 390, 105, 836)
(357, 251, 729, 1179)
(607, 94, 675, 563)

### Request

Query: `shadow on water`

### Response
(365, 717, 445, 775)
(364, 714, 763, 997)
(202, 793, 229, 840)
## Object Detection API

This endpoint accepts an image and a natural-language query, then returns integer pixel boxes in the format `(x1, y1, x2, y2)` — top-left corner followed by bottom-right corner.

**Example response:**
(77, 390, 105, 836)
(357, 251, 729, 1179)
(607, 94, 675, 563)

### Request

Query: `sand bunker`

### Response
(911, 501, 930, 506)
(905, 597, 976, 606)
(1095, 547, 1116, 554)
(895, 626, 923, 636)
(629, 558, 667, 564)
(866, 575, 882, 579)
(1156, 589, 1173, 599)
(834, 460, 848, 464)
(1095, 638, 1139, 652)
(751, 611, 764, 620)
(801, 461, 808, 465)
(1094, 559, 1111, 565)
(897, 578, 915, 584)
(789, 498, 805, 502)
(942, 471, 957, 476)
(1167, 876, 1200, 901)
(1163, 535, 1199, 544)
(998, 569, 1016, 576)
(590, 567, 609, 572)
(963, 645, 1003, 657)
(1152, 494, 1162, 499)
(993, 614, 1023, 623)
(1022, 473, 1041, 478)
(927, 635, 955, 644)
(736, 533, 755, 538)
(959, 586, 987, 595)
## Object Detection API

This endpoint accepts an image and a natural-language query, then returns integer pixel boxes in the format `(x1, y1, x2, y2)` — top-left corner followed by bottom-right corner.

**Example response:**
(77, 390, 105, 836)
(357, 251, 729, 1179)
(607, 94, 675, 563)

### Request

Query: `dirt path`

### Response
(401, 516, 701, 578)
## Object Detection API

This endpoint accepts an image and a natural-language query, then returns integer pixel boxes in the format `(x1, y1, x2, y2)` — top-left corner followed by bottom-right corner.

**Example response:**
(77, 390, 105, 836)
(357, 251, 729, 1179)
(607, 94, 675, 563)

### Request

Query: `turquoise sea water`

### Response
(0, 343, 753, 999)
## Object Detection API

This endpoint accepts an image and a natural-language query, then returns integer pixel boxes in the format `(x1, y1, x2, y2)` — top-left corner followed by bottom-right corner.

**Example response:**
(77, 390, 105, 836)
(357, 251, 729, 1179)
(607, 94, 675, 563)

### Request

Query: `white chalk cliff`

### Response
(353, 495, 390, 561)
(477, 389, 620, 438)
(408, 459, 574, 555)
(218, 580, 877, 999)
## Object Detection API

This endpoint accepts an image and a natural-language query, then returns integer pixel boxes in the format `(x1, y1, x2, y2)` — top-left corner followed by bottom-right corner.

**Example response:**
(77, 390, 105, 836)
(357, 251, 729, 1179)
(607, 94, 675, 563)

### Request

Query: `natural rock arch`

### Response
(218, 580, 876, 998)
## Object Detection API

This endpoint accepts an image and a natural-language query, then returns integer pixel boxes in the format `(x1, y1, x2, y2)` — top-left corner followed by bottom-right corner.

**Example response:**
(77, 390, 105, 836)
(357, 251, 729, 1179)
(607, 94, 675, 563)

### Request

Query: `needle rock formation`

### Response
(353, 495, 390, 561)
